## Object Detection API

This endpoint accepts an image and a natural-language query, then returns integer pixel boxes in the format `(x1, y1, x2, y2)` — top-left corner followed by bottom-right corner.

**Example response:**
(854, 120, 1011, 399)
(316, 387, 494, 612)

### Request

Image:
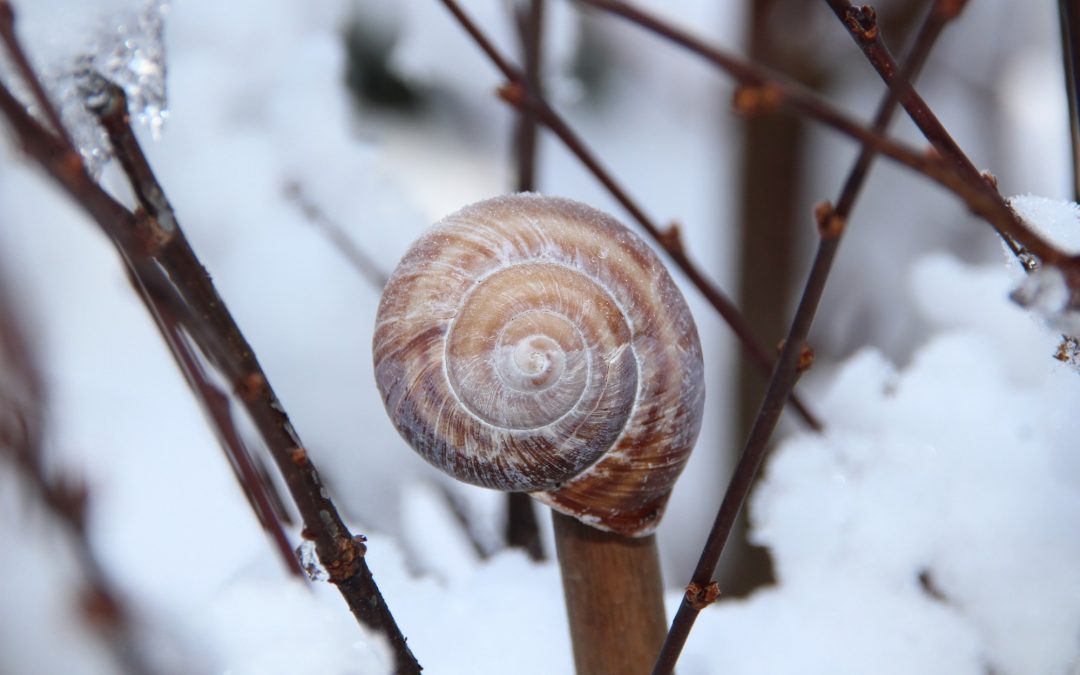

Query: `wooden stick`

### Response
(552, 512, 667, 675)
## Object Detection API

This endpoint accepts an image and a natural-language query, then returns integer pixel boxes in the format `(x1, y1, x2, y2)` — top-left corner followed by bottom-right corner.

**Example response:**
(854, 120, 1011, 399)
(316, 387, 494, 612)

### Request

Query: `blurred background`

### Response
(330, 0, 1070, 591)
(0, 0, 1072, 671)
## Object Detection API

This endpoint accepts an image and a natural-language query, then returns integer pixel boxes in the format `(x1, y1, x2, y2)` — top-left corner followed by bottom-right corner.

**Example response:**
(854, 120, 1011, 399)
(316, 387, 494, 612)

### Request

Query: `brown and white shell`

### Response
(372, 194, 705, 537)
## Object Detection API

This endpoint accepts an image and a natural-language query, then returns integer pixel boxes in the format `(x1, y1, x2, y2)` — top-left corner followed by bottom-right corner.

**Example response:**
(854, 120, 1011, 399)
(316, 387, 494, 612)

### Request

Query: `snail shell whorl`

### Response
(373, 194, 705, 536)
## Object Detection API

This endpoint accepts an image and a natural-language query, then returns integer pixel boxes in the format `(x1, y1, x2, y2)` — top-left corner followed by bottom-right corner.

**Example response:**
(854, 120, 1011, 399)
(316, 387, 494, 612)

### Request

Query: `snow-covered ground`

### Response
(0, 1, 1077, 673)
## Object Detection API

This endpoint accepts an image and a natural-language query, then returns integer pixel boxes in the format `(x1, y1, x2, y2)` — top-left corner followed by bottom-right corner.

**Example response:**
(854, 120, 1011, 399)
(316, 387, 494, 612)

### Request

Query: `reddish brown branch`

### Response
(577, 0, 1079, 272)
(438, 0, 822, 431)
(153, 297, 304, 577)
(513, 0, 544, 194)
(650, 2, 960, 672)
(821, 0, 1038, 264)
(0, 7, 420, 671)
(0, 2, 71, 146)
(83, 77, 303, 577)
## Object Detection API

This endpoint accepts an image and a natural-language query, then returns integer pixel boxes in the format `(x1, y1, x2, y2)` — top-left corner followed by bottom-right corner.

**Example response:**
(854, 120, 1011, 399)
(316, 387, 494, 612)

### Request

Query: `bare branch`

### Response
(283, 180, 390, 289)
(0, 2, 72, 145)
(437, 0, 823, 430)
(577, 0, 1079, 271)
(505, 0, 548, 562)
(0, 6, 420, 671)
(650, 2, 961, 672)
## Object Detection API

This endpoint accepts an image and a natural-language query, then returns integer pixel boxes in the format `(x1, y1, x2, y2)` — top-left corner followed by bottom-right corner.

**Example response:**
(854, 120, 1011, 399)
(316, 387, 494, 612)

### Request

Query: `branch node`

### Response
(933, 0, 969, 21)
(132, 208, 172, 256)
(843, 5, 879, 43)
(813, 201, 846, 239)
(79, 586, 125, 629)
(775, 340, 815, 373)
(732, 83, 782, 116)
(798, 344, 816, 373)
(325, 535, 368, 584)
(659, 221, 685, 255)
(290, 447, 308, 467)
(53, 474, 90, 531)
(497, 81, 526, 110)
(685, 581, 721, 610)
(980, 170, 999, 191)
(236, 372, 268, 401)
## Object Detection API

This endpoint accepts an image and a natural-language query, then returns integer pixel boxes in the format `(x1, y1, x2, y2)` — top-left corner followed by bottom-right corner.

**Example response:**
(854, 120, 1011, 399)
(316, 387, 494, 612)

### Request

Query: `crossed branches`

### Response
(434, 0, 1075, 673)
(1, 1, 1074, 674)
(0, 4, 420, 673)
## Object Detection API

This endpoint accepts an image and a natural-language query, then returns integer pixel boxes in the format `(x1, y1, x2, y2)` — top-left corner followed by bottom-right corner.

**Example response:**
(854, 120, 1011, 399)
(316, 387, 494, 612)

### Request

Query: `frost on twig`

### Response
(0, 0, 169, 176)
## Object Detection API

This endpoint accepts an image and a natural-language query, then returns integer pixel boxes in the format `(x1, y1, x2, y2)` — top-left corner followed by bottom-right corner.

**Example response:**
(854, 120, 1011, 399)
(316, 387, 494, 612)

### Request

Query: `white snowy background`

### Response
(0, 0, 1078, 673)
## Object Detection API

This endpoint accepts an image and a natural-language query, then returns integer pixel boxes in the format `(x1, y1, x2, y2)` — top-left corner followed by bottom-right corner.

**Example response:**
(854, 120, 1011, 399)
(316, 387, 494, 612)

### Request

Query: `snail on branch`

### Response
(373, 193, 705, 537)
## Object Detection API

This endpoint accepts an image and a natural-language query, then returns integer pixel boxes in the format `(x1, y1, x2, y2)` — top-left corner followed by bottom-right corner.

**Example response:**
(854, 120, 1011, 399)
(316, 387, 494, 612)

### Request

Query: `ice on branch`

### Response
(296, 539, 330, 582)
(0, 0, 170, 176)
(64, 0, 168, 175)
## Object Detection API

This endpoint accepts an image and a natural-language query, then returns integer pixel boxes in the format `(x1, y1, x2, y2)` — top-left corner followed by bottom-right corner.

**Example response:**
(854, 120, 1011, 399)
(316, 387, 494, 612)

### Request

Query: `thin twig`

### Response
(281, 177, 499, 566)
(504, 0, 548, 562)
(86, 78, 302, 577)
(0, 272, 157, 675)
(650, 2, 960, 672)
(819, 0, 1027, 263)
(436, 483, 493, 561)
(0, 6, 420, 671)
(513, 0, 544, 193)
(1058, 0, 1080, 202)
(0, 2, 72, 146)
(153, 295, 305, 577)
(437, 0, 822, 430)
(576, 0, 1078, 272)
(283, 180, 390, 289)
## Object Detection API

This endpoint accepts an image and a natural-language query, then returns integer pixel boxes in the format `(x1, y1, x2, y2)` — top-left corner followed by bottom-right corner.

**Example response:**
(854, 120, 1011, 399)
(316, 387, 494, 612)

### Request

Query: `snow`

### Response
(1010, 194, 1080, 257)
(1, 0, 1078, 673)
(726, 254, 1080, 675)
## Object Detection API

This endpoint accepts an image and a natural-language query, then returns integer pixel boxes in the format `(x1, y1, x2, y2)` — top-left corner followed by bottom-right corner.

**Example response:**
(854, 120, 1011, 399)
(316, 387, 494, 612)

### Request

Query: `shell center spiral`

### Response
(446, 263, 606, 431)
(501, 334, 565, 391)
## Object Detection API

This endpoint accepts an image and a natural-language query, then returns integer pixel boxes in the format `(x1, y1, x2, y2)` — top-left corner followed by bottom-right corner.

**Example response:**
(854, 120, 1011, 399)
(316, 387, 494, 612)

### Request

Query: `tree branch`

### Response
(85, 74, 302, 577)
(0, 5, 420, 671)
(576, 0, 1079, 272)
(648, 1, 960, 672)
(504, 0, 549, 563)
(437, 0, 823, 430)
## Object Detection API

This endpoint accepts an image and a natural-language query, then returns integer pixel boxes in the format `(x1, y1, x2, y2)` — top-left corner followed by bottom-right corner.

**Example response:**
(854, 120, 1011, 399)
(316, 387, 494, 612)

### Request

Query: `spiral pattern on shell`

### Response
(373, 194, 705, 536)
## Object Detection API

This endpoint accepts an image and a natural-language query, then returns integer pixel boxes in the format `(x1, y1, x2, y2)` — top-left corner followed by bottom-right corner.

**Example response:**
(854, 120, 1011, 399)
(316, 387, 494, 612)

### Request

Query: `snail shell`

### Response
(373, 194, 705, 537)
